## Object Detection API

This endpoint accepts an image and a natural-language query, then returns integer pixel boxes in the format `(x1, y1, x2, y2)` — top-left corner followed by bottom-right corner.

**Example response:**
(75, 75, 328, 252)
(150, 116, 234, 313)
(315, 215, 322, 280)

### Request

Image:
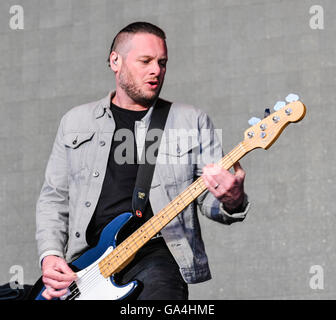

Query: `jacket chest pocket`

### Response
(64, 132, 95, 177)
(157, 137, 199, 185)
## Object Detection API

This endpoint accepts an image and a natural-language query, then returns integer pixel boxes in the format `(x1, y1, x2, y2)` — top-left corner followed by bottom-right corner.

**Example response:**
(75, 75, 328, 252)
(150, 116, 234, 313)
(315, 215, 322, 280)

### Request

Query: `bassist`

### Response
(36, 22, 249, 300)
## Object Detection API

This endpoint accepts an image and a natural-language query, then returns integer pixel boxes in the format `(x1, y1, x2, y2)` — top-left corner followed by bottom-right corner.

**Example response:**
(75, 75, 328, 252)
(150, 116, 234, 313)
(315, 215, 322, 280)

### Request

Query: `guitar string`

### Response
(61, 145, 246, 299)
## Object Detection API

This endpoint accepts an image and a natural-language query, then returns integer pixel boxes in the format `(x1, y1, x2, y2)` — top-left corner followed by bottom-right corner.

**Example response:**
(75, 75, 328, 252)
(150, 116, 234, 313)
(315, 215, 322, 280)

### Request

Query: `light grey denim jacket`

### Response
(36, 91, 250, 284)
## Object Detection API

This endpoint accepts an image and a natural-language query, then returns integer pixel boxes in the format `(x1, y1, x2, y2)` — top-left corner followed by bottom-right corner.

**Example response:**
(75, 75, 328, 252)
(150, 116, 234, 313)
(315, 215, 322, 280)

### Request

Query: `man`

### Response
(36, 22, 249, 300)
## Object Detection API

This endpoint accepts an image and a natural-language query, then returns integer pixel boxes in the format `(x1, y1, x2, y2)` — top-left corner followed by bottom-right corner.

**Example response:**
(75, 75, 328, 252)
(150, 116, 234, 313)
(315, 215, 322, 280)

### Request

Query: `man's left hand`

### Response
(202, 162, 245, 213)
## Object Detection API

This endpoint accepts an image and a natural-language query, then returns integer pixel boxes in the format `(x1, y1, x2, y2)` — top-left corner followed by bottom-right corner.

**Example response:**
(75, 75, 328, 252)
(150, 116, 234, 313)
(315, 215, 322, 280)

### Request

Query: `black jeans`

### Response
(115, 239, 188, 300)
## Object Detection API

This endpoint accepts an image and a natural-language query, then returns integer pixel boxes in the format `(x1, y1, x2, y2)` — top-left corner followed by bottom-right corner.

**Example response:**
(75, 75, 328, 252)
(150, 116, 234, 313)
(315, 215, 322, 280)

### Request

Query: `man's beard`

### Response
(119, 64, 162, 107)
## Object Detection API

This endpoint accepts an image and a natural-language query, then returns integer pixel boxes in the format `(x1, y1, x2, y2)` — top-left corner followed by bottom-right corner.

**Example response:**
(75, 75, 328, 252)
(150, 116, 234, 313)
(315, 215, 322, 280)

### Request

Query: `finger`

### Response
(43, 269, 77, 282)
(233, 161, 242, 172)
(202, 173, 222, 195)
(202, 163, 221, 176)
(42, 288, 52, 300)
(45, 286, 68, 299)
(56, 261, 77, 279)
(233, 162, 245, 180)
(43, 276, 73, 290)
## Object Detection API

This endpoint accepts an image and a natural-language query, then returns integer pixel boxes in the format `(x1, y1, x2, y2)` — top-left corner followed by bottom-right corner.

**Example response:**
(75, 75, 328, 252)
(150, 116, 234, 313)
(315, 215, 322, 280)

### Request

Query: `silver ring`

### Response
(214, 183, 219, 189)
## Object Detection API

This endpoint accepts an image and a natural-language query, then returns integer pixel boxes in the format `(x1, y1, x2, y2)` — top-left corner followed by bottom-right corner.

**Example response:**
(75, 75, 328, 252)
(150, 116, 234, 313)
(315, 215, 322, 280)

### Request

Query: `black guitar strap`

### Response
(132, 98, 172, 219)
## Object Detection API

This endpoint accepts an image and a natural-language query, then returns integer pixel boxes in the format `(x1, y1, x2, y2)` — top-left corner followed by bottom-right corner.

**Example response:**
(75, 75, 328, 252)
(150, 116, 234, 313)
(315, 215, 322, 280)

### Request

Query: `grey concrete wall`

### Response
(0, 0, 335, 299)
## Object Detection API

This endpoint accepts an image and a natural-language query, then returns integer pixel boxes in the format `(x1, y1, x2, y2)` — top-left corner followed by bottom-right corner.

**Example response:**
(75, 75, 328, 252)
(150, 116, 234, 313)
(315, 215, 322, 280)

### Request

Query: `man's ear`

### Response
(109, 52, 119, 71)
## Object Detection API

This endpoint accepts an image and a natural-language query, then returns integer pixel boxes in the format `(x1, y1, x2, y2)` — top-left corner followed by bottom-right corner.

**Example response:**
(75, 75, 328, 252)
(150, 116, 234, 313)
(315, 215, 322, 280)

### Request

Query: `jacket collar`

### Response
(95, 91, 114, 119)
(95, 91, 155, 127)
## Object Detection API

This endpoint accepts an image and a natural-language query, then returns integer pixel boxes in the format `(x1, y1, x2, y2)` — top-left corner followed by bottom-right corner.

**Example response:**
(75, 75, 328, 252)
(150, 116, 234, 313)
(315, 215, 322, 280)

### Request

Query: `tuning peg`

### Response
(285, 93, 299, 102)
(248, 117, 261, 126)
(273, 101, 286, 111)
(264, 108, 270, 118)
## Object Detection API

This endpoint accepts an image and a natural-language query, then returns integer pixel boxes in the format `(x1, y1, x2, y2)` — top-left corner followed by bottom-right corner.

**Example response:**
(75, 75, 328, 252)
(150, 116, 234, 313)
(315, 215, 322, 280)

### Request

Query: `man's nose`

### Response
(150, 61, 162, 76)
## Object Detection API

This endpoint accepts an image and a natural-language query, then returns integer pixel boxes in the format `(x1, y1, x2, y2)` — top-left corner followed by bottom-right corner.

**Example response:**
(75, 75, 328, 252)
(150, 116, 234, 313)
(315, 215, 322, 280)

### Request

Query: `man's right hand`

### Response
(41, 255, 77, 300)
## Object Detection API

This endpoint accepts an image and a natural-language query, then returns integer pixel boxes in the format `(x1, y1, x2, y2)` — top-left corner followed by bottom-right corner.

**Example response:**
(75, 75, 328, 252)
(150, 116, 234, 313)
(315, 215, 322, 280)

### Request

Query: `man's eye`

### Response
(141, 60, 150, 64)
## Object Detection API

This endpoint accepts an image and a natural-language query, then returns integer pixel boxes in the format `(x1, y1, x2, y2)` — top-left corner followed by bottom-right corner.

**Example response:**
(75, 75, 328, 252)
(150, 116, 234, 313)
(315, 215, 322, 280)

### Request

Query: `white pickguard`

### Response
(61, 246, 136, 300)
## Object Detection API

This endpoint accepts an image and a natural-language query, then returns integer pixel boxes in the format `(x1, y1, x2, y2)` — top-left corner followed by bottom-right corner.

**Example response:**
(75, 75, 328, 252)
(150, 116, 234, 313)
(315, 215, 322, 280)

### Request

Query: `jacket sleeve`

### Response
(195, 111, 250, 224)
(35, 115, 69, 267)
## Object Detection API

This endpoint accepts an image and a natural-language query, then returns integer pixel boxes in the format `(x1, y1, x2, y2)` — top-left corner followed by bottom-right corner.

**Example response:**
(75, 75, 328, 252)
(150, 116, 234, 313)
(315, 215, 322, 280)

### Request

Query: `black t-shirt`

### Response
(86, 102, 168, 255)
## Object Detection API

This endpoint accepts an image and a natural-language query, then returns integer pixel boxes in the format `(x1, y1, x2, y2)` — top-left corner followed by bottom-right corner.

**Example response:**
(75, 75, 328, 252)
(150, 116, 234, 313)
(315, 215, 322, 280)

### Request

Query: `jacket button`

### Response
(99, 140, 105, 146)
(75, 232, 80, 238)
(93, 171, 99, 177)
(85, 201, 91, 207)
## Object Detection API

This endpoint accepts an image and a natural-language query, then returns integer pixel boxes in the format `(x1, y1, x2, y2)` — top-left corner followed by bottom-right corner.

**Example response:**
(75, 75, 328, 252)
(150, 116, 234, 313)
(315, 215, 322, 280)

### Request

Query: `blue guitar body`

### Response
(30, 212, 140, 300)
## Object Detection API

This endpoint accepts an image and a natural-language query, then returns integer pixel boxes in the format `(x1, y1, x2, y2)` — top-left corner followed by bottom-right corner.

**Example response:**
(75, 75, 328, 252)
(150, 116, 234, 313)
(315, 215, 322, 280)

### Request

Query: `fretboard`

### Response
(98, 141, 249, 278)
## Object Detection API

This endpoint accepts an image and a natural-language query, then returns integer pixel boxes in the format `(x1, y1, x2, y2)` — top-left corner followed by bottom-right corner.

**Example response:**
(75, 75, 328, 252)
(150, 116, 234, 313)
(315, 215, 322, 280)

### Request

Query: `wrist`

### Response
(39, 251, 63, 269)
(41, 255, 57, 267)
(222, 193, 247, 214)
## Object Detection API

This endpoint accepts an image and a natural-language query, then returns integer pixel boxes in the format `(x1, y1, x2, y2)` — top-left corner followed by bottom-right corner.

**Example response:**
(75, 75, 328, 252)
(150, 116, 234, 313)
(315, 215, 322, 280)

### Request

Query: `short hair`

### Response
(107, 21, 166, 67)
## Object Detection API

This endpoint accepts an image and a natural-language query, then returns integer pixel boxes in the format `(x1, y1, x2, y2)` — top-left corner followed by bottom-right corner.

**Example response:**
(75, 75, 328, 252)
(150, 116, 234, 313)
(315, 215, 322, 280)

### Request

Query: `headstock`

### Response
(243, 94, 306, 151)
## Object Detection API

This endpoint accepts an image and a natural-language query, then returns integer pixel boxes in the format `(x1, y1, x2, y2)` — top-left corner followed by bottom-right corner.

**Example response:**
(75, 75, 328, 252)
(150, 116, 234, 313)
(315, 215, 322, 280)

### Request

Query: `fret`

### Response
(148, 220, 157, 236)
(152, 216, 164, 233)
(136, 228, 150, 244)
(153, 209, 171, 233)
(174, 198, 181, 209)
(238, 142, 246, 154)
(178, 193, 187, 207)
(132, 235, 140, 249)
(223, 151, 235, 169)
(188, 183, 197, 196)
(156, 216, 164, 228)
(187, 180, 202, 200)
(195, 178, 206, 195)
(137, 227, 147, 243)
